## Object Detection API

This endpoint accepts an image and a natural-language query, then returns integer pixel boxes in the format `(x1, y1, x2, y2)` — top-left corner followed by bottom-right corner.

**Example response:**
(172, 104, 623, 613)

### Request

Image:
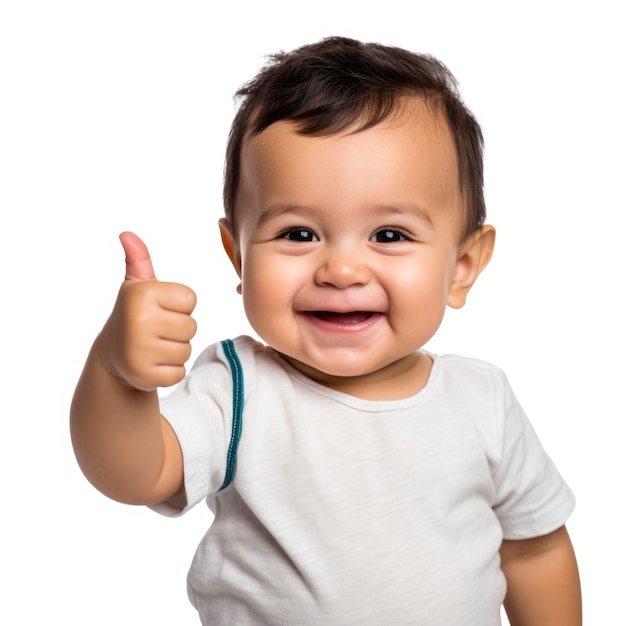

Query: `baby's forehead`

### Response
(243, 105, 454, 175)
(234, 106, 465, 232)
(241, 100, 458, 187)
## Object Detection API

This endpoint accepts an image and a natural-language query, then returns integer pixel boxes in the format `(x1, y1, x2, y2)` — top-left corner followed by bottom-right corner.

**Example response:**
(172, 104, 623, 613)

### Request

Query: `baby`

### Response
(71, 37, 581, 624)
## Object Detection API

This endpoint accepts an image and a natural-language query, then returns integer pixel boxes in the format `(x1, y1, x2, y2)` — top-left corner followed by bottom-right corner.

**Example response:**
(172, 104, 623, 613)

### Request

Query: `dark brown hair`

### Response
(224, 36, 485, 240)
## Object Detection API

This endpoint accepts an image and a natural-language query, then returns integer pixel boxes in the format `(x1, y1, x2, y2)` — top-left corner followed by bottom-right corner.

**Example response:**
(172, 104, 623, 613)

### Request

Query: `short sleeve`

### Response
(489, 370, 575, 539)
(150, 341, 235, 517)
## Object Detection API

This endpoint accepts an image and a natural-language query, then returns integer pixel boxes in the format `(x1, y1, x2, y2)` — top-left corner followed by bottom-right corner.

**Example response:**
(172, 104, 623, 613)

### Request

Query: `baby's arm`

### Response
(70, 232, 197, 505)
(500, 525, 582, 625)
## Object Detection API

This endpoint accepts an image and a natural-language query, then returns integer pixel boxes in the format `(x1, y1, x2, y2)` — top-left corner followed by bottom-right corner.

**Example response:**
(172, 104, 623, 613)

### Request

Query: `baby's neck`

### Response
(281, 351, 433, 401)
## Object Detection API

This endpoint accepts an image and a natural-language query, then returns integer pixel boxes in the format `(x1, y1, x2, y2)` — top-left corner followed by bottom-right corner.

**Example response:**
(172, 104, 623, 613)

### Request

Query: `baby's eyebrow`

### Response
(373, 203, 434, 227)
(255, 202, 435, 229)
(255, 204, 314, 228)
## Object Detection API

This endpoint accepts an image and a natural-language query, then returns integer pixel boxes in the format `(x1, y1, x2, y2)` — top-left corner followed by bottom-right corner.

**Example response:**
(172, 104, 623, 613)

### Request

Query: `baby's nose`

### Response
(313, 247, 371, 288)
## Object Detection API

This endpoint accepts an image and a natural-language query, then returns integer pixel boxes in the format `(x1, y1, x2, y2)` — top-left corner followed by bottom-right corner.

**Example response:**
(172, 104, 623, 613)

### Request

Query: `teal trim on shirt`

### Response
(219, 339, 244, 491)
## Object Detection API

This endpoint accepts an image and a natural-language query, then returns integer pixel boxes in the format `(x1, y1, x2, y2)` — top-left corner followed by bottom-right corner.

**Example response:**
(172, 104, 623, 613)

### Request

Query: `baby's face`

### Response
(222, 103, 471, 398)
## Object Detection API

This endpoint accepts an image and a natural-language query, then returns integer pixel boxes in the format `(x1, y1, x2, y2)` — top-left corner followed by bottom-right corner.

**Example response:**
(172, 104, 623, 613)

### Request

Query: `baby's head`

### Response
(219, 37, 495, 396)
(223, 36, 485, 242)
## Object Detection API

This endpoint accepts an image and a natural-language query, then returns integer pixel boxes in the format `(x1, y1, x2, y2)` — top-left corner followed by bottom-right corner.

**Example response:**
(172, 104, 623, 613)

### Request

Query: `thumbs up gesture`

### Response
(100, 232, 197, 392)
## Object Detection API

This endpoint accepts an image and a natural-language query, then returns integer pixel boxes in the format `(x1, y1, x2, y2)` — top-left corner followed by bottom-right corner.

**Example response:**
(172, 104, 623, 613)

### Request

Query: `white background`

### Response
(1, 1, 623, 623)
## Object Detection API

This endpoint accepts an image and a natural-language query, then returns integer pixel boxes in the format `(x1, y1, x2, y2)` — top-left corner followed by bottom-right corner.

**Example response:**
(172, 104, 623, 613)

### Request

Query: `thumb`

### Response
(119, 231, 157, 281)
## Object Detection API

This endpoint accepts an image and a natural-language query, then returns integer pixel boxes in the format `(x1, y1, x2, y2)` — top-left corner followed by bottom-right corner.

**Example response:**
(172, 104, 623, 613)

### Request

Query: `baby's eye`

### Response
(370, 228, 409, 243)
(279, 228, 318, 242)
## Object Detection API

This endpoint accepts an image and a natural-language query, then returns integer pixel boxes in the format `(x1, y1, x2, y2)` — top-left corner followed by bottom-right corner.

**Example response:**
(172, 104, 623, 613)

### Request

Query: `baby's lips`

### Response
(312, 311, 374, 324)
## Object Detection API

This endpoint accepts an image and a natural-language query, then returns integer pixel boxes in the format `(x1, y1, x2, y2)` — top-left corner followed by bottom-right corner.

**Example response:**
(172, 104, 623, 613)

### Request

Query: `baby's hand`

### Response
(99, 232, 197, 392)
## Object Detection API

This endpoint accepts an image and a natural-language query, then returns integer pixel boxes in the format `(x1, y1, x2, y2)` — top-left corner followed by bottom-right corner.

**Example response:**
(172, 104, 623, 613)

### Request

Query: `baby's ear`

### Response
(219, 218, 242, 277)
(447, 225, 495, 309)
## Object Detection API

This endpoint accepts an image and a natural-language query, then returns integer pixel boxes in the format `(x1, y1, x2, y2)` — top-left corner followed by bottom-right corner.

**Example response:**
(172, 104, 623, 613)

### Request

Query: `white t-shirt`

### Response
(155, 336, 575, 625)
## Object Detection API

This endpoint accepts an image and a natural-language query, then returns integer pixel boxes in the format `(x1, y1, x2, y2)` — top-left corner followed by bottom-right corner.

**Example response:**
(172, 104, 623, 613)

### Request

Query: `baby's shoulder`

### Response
(432, 352, 509, 391)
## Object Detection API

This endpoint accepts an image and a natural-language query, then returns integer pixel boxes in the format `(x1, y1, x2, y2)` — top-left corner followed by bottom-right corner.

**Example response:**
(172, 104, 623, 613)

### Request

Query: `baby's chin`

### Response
(277, 350, 409, 385)
(278, 351, 362, 377)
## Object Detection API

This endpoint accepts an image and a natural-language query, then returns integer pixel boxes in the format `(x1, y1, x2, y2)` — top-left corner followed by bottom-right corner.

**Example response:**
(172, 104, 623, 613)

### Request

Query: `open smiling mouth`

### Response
(311, 311, 376, 324)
